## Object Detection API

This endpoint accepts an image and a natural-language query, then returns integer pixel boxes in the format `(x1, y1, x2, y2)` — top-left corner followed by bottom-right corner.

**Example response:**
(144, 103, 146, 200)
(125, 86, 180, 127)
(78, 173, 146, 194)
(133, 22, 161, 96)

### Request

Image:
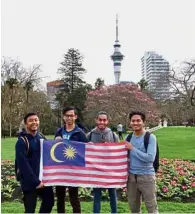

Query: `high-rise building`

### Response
(111, 14, 124, 84)
(141, 51, 170, 99)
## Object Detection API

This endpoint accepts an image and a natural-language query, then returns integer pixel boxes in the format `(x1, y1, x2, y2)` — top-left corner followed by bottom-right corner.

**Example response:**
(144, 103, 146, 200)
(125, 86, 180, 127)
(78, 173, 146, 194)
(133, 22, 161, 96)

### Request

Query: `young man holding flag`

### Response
(125, 111, 158, 213)
(15, 113, 54, 213)
(55, 106, 88, 213)
(87, 111, 120, 214)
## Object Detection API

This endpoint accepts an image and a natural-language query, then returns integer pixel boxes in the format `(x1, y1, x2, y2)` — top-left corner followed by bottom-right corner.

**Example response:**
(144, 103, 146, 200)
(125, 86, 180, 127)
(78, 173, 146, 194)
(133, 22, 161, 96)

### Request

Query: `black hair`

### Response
(96, 111, 108, 119)
(24, 112, 38, 124)
(129, 111, 146, 122)
(62, 106, 78, 115)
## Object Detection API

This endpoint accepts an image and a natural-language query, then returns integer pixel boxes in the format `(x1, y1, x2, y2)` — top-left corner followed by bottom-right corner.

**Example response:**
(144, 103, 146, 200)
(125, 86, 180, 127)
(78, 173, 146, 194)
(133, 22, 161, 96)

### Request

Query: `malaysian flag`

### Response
(39, 140, 128, 188)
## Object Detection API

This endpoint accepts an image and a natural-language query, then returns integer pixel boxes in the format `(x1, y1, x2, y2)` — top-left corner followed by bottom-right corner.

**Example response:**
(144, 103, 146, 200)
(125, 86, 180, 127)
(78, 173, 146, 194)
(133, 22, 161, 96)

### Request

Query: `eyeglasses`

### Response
(64, 114, 75, 118)
(98, 119, 107, 122)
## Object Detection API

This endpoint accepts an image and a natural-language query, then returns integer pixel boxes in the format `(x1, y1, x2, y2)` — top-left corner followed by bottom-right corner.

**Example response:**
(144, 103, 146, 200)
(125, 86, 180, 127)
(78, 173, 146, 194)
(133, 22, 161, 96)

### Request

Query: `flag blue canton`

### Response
(43, 140, 86, 166)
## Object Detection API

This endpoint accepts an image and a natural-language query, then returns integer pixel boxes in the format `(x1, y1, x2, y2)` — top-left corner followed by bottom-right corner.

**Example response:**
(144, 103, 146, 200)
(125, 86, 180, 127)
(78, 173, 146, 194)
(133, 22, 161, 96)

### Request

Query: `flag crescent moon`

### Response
(50, 142, 64, 163)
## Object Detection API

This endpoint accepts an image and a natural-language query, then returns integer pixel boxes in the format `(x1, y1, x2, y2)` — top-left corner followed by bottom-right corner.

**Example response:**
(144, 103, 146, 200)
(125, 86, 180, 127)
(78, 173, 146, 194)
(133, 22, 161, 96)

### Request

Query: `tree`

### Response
(169, 60, 195, 106)
(56, 48, 91, 121)
(23, 64, 42, 113)
(137, 78, 148, 91)
(58, 48, 86, 93)
(84, 84, 160, 128)
(1, 57, 49, 136)
(94, 78, 104, 89)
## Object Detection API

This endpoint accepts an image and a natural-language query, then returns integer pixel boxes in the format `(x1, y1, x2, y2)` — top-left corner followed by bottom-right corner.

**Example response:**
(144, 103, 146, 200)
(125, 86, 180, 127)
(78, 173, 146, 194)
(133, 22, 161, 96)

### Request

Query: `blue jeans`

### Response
(93, 188, 117, 213)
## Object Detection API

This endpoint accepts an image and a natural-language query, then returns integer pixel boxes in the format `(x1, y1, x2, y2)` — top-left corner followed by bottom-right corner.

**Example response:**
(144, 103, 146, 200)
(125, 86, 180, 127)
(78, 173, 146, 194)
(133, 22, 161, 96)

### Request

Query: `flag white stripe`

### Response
(86, 145, 126, 150)
(44, 183, 126, 188)
(43, 169, 127, 176)
(85, 164, 126, 169)
(85, 151, 127, 156)
(42, 175, 127, 182)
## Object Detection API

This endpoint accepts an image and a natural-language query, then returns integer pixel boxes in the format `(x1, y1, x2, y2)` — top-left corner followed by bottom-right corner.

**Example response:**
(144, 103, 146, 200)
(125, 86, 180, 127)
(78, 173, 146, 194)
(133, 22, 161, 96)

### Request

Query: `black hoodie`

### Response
(15, 131, 44, 191)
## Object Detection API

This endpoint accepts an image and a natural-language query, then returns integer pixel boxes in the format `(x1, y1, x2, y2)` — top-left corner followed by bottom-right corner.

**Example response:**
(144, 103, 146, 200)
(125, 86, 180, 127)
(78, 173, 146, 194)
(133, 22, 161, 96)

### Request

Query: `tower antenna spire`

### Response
(111, 14, 124, 84)
(116, 14, 118, 41)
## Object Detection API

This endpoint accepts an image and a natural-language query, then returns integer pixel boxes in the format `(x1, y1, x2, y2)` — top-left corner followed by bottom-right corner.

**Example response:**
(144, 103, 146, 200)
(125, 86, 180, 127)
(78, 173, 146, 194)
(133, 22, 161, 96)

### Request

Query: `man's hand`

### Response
(88, 141, 94, 145)
(125, 142, 134, 150)
(36, 182, 44, 189)
(55, 136, 62, 140)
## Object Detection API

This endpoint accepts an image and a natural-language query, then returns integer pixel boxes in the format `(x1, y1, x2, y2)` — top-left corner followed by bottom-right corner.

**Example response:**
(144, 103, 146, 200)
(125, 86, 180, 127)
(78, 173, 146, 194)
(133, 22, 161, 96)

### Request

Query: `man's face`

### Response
(25, 115, 39, 132)
(130, 115, 144, 131)
(63, 110, 77, 126)
(96, 114, 108, 130)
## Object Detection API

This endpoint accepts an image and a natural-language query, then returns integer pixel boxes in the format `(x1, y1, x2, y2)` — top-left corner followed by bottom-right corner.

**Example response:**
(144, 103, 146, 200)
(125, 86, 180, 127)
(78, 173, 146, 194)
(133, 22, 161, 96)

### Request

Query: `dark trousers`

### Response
(23, 187, 54, 213)
(56, 186, 81, 213)
(118, 132, 123, 140)
(93, 188, 117, 213)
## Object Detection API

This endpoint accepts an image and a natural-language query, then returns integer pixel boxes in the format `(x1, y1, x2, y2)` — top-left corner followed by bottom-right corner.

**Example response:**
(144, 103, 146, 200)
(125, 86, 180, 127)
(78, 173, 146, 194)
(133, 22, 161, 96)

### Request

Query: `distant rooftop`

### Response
(47, 80, 64, 87)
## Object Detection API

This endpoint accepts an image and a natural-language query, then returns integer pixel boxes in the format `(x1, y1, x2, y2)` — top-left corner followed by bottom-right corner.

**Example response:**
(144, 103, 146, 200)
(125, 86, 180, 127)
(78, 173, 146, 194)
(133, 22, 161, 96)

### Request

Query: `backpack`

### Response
(88, 131, 116, 142)
(15, 133, 46, 181)
(126, 131, 159, 173)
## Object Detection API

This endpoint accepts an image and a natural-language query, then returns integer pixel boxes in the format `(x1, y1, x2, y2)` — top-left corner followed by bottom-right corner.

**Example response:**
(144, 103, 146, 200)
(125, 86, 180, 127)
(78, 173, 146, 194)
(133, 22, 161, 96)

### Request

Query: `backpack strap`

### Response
(112, 131, 116, 142)
(143, 131, 151, 151)
(39, 132, 47, 140)
(88, 132, 92, 141)
(126, 132, 133, 142)
(20, 136, 29, 154)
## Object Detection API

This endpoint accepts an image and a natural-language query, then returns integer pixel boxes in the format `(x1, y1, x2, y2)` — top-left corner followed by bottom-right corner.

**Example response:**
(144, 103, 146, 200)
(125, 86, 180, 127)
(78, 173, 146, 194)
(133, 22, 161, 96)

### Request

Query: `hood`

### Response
(17, 129, 27, 138)
(89, 127, 115, 143)
(91, 127, 112, 135)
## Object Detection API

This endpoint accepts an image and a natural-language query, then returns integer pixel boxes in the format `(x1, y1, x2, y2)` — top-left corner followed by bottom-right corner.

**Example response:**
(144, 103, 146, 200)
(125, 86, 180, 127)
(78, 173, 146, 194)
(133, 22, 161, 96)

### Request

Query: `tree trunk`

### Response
(9, 121, 12, 137)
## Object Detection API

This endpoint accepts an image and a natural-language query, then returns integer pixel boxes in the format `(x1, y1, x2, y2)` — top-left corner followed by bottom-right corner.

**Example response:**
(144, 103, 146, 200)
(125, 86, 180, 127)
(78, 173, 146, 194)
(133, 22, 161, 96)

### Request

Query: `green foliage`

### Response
(137, 78, 148, 90)
(57, 48, 92, 120)
(1, 161, 21, 202)
(94, 78, 104, 89)
(156, 158, 195, 201)
(58, 48, 86, 93)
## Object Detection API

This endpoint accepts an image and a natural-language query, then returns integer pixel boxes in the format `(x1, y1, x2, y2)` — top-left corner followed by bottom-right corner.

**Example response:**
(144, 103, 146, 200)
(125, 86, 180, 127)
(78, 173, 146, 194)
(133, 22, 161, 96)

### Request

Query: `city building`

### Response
(46, 80, 66, 97)
(46, 80, 67, 109)
(120, 81, 135, 85)
(111, 14, 124, 84)
(141, 51, 170, 99)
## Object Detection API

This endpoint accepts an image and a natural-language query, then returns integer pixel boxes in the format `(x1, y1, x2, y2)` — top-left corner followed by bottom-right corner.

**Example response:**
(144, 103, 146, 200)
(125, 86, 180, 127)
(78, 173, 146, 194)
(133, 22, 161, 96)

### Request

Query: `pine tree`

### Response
(58, 48, 86, 93)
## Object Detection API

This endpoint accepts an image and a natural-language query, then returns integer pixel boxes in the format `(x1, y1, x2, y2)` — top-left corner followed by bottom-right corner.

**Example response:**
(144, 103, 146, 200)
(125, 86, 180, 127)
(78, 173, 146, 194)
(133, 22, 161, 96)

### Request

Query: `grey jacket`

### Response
(87, 127, 120, 143)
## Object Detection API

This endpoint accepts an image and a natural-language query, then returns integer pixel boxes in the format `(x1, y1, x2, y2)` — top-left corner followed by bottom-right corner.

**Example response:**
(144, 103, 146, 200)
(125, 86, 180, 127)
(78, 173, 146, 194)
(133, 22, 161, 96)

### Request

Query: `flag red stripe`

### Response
(43, 165, 127, 172)
(42, 179, 125, 186)
(85, 161, 127, 166)
(86, 148, 126, 153)
(43, 172, 127, 179)
(86, 154, 127, 159)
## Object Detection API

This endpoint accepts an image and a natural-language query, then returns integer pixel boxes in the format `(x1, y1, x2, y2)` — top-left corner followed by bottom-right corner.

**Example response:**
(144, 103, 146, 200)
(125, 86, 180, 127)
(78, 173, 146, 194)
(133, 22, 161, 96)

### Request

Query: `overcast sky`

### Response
(1, 0, 195, 88)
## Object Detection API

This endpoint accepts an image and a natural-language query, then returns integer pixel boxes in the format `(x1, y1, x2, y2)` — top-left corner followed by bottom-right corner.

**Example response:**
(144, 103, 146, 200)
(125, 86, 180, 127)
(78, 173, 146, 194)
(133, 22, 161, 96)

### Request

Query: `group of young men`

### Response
(15, 106, 158, 213)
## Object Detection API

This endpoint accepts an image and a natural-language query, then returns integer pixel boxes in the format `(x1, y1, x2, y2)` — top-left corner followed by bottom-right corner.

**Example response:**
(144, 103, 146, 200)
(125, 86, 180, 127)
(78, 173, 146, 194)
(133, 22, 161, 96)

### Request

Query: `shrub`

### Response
(156, 158, 195, 201)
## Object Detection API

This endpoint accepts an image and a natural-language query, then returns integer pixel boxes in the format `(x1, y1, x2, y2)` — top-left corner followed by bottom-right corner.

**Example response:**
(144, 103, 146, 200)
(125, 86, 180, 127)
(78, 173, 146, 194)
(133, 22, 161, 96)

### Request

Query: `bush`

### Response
(156, 158, 195, 202)
(1, 160, 21, 202)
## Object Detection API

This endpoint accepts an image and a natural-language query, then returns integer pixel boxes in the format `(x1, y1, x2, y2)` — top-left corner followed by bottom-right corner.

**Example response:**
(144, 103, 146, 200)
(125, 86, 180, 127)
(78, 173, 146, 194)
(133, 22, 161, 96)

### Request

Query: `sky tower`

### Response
(111, 14, 124, 84)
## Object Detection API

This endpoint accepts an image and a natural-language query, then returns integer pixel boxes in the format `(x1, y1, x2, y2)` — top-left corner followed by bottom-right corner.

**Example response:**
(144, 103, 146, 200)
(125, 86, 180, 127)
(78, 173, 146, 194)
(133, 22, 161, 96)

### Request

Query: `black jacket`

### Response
(55, 125, 88, 143)
(15, 131, 44, 191)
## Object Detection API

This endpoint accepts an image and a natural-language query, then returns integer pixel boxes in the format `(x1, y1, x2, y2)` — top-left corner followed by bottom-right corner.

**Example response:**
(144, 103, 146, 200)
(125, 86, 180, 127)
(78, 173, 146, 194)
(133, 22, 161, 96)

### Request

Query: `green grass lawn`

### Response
(2, 127, 195, 161)
(154, 127, 195, 160)
(1, 135, 54, 161)
(2, 201, 195, 213)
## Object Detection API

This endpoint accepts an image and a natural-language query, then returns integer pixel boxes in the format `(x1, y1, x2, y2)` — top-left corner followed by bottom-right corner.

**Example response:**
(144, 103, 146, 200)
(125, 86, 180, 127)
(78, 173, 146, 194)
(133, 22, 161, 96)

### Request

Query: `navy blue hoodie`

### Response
(15, 131, 44, 191)
(55, 125, 88, 143)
